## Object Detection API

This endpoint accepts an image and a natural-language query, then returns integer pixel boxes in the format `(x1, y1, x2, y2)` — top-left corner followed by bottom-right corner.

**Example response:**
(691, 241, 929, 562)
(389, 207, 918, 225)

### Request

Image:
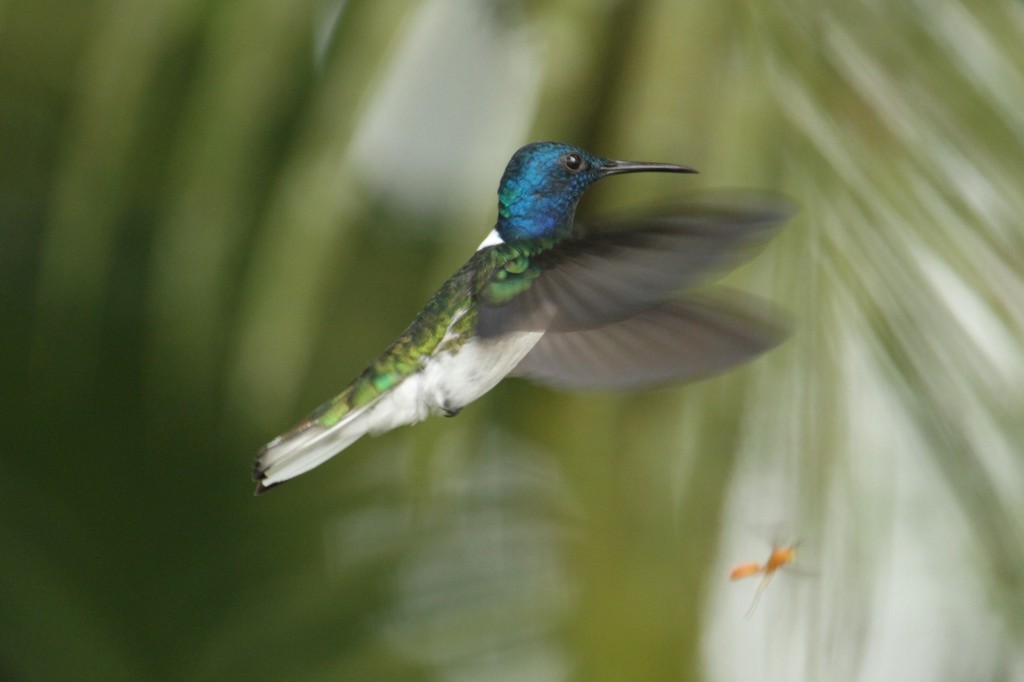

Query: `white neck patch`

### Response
(476, 228, 504, 251)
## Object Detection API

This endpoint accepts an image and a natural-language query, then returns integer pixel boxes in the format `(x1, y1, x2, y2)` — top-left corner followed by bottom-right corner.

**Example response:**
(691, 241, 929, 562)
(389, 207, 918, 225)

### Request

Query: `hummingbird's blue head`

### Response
(494, 141, 696, 242)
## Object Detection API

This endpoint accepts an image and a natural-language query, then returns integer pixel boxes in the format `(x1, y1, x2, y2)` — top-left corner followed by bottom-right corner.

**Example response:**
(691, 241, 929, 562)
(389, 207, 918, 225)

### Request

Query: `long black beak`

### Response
(598, 159, 698, 176)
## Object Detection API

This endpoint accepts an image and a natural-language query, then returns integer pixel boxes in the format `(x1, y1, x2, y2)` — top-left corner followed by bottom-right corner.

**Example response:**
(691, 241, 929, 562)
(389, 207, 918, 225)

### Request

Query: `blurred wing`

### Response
(510, 292, 791, 391)
(478, 191, 794, 337)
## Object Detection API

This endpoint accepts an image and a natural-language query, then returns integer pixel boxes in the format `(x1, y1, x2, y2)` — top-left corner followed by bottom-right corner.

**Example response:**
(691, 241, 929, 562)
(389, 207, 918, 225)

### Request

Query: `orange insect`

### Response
(729, 543, 798, 618)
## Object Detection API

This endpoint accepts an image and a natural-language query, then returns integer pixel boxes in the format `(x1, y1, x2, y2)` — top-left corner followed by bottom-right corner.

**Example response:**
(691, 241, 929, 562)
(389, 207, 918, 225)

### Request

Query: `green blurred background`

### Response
(3, 0, 1024, 680)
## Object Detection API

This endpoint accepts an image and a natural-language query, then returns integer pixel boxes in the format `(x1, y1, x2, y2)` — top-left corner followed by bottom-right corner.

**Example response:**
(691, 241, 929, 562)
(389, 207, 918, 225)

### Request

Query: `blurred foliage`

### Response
(2, 0, 1024, 680)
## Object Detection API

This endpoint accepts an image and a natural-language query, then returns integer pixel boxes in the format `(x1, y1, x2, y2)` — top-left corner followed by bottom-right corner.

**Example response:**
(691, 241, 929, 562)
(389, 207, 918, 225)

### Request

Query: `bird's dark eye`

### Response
(563, 152, 584, 172)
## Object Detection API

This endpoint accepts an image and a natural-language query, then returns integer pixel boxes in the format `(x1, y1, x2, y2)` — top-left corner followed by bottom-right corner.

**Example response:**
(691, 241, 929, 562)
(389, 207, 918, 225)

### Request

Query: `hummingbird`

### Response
(253, 141, 792, 494)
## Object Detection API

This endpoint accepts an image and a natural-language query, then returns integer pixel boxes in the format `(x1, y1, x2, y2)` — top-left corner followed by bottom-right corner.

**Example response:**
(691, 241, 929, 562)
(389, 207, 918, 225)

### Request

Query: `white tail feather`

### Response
(253, 372, 437, 493)
(255, 404, 374, 491)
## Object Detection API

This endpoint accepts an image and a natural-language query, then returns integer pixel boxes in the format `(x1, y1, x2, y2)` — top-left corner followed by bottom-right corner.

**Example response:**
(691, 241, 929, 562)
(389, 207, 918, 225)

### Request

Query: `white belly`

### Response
(424, 331, 543, 410)
(365, 331, 543, 434)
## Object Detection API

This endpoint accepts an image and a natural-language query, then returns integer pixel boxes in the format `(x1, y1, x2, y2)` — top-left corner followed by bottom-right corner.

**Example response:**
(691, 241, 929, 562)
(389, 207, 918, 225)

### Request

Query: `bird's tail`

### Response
(252, 403, 373, 495)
